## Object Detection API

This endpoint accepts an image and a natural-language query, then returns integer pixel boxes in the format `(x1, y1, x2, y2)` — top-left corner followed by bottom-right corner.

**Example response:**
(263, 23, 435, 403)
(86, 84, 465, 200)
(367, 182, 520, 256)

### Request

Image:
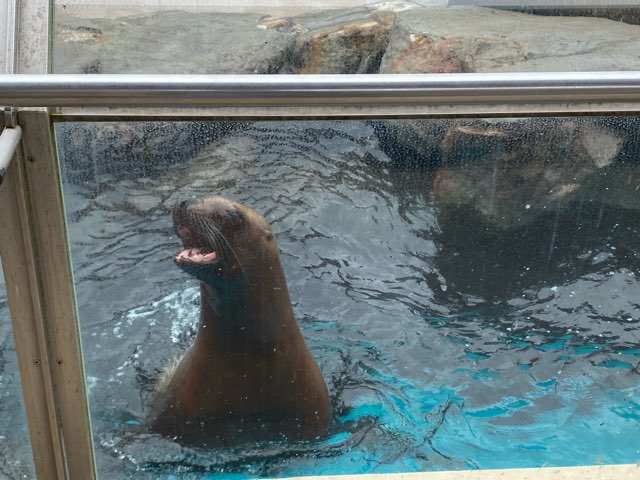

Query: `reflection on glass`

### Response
(0, 263, 36, 479)
(52, 2, 640, 74)
(55, 117, 640, 478)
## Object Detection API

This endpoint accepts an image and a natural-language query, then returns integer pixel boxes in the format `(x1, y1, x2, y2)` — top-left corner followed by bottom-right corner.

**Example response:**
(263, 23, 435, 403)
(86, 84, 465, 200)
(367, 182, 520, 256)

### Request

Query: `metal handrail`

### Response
(1, 72, 640, 108)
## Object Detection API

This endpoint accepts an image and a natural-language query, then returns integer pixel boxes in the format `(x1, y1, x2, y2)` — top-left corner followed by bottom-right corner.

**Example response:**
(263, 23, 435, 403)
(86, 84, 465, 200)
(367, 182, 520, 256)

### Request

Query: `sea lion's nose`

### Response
(175, 224, 191, 240)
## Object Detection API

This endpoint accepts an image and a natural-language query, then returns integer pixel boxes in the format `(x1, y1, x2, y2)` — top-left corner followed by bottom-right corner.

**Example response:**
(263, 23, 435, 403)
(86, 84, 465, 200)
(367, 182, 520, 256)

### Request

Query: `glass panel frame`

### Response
(55, 114, 640, 478)
(1, 0, 639, 478)
(0, 254, 37, 479)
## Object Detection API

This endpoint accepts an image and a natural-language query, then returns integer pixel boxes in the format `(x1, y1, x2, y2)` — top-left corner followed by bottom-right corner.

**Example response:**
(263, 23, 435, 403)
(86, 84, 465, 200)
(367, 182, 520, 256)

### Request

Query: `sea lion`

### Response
(148, 195, 331, 445)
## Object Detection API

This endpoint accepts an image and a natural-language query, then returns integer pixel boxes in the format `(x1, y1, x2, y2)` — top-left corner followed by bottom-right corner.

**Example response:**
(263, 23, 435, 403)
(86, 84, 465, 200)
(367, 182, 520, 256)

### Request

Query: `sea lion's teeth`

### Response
(200, 251, 218, 263)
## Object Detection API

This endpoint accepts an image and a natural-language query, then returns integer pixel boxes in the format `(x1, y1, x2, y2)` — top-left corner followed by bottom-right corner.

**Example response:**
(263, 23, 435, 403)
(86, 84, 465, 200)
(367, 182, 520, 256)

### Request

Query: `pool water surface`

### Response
(53, 120, 640, 478)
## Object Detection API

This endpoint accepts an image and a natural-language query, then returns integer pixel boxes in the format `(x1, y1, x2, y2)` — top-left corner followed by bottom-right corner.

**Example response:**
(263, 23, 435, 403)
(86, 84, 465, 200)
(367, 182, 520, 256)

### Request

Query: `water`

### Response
(2, 119, 639, 479)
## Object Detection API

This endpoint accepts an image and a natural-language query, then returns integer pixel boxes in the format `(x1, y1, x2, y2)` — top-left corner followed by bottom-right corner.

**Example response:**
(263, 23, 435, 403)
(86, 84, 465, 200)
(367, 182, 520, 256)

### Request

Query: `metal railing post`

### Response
(0, 1, 99, 477)
(0, 109, 98, 480)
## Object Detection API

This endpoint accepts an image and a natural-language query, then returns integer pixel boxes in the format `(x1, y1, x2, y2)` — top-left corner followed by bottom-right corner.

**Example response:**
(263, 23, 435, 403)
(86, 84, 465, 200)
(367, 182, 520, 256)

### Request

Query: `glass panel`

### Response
(52, 1, 640, 74)
(55, 117, 640, 478)
(0, 262, 37, 479)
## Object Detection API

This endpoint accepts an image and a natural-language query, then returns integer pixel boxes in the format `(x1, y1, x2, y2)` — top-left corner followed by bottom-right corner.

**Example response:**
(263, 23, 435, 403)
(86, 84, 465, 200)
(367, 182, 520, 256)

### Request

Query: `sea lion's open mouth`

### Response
(175, 247, 218, 265)
(174, 221, 220, 266)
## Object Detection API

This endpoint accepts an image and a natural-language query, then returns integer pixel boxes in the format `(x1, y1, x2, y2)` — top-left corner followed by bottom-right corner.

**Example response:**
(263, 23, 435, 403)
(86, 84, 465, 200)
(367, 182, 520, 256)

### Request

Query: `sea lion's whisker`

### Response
(197, 216, 252, 287)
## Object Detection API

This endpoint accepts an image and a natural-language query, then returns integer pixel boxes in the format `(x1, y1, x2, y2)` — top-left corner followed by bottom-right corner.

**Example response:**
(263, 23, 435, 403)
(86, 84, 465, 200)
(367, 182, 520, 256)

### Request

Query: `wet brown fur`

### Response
(148, 196, 331, 445)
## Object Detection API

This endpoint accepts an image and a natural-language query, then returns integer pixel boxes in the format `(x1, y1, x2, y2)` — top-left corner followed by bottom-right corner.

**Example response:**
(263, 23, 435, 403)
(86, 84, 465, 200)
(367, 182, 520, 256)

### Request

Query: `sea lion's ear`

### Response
(265, 231, 274, 241)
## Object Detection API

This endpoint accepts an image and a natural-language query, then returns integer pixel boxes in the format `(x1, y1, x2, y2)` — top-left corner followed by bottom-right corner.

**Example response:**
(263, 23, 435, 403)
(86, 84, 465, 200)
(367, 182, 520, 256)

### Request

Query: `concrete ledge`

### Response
(273, 464, 640, 480)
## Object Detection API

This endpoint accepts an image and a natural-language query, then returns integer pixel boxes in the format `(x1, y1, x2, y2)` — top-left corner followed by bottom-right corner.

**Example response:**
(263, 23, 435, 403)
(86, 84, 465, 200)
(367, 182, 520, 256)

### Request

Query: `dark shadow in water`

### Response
(435, 203, 640, 300)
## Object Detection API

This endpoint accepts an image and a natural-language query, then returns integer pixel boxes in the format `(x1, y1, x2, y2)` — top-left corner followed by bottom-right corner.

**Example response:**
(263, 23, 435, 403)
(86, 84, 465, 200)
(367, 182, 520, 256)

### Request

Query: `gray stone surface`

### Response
(379, 6, 640, 73)
(55, 5, 640, 75)
(54, 6, 398, 74)
(54, 10, 293, 74)
(281, 7, 395, 73)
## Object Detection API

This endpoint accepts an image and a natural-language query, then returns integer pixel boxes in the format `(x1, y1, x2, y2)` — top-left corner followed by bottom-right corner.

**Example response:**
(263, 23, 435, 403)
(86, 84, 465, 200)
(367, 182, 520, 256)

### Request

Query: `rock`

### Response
(280, 7, 396, 74)
(56, 122, 245, 183)
(380, 6, 640, 73)
(433, 118, 624, 228)
(54, 10, 294, 74)
(54, 6, 400, 76)
(54, 5, 640, 76)
(371, 119, 451, 167)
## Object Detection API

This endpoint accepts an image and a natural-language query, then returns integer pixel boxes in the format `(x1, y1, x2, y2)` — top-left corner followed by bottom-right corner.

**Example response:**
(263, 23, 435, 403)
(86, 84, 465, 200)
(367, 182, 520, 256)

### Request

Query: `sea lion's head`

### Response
(172, 196, 278, 288)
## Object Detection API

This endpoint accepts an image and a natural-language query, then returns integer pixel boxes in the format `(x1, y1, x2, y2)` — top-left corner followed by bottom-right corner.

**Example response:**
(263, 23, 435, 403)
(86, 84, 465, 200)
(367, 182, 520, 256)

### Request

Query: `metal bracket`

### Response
(5, 106, 18, 127)
(1, 107, 21, 185)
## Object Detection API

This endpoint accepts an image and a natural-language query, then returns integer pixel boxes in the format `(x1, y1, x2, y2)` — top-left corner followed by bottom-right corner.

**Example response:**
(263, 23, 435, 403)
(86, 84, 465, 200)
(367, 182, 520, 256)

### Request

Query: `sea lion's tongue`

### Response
(176, 248, 218, 264)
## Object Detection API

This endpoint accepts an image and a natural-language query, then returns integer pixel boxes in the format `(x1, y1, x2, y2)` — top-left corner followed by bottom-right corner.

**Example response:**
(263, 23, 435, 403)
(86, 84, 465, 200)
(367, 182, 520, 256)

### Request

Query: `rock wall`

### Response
(379, 6, 640, 73)
(55, 4, 640, 75)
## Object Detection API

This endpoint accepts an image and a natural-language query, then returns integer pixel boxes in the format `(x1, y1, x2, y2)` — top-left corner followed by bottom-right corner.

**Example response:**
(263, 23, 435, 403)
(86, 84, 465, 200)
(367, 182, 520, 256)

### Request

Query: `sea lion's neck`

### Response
(196, 274, 299, 351)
